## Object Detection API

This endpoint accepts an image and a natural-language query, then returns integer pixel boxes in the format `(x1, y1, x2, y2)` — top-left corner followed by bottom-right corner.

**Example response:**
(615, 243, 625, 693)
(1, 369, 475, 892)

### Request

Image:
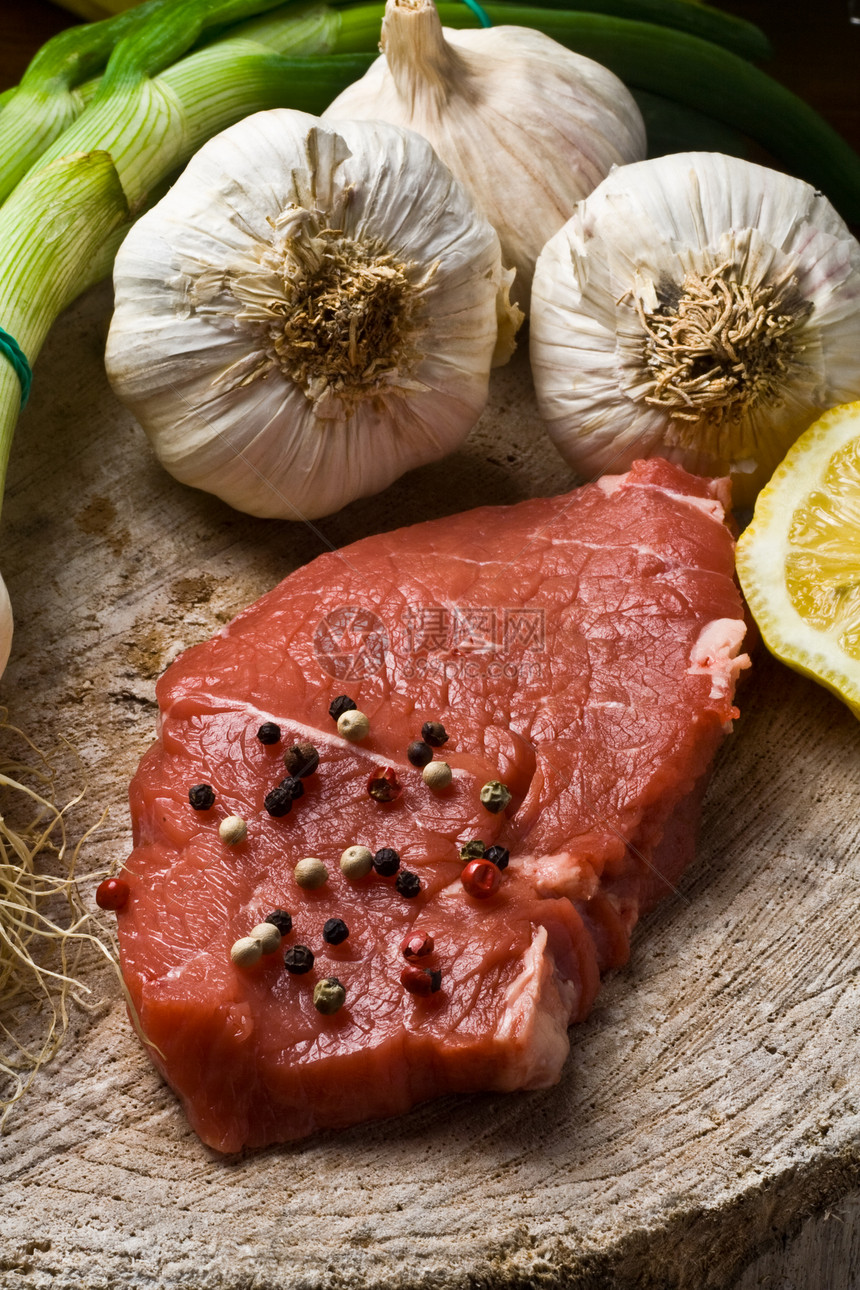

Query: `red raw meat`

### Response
(120, 459, 749, 1152)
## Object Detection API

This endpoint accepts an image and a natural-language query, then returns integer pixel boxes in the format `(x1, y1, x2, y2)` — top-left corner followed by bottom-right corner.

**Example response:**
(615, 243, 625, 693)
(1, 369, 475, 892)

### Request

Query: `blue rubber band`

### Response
(0, 325, 32, 410)
(460, 0, 492, 26)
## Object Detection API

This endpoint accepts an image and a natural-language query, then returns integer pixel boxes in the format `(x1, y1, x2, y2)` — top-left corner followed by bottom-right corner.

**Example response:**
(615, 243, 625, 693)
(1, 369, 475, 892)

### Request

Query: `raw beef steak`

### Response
(121, 459, 749, 1152)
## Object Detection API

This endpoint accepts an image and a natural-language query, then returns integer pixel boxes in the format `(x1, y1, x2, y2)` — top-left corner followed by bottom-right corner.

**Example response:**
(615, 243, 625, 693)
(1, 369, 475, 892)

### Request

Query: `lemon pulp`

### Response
(736, 401, 860, 718)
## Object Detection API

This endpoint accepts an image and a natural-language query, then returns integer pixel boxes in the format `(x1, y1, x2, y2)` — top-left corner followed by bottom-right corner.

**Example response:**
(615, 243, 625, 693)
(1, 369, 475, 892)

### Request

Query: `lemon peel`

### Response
(736, 400, 860, 719)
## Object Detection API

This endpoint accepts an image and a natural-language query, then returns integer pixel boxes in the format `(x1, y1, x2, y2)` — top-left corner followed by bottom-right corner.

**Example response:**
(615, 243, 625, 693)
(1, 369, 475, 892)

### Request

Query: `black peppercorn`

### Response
(329, 695, 357, 721)
(264, 908, 293, 936)
(421, 721, 449, 747)
(484, 845, 510, 870)
(407, 740, 433, 768)
(395, 870, 421, 899)
(284, 944, 315, 975)
(278, 775, 304, 801)
(188, 783, 215, 811)
(323, 918, 350, 945)
(373, 847, 401, 876)
(264, 785, 293, 817)
(283, 742, 319, 777)
(257, 722, 281, 745)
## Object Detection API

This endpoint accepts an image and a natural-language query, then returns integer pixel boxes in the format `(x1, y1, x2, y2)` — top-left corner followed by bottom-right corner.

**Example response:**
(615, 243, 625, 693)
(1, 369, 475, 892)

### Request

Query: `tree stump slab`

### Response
(1, 284, 859, 1290)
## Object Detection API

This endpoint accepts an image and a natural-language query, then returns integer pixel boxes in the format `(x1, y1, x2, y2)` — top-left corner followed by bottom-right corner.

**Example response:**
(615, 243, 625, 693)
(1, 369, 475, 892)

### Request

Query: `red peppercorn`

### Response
(400, 929, 434, 960)
(96, 877, 130, 911)
(461, 858, 501, 899)
(400, 963, 442, 996)
(367, 767, 402, 803)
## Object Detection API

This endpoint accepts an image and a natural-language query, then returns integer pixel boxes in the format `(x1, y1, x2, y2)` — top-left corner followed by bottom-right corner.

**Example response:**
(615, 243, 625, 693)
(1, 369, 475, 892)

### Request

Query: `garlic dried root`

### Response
(0, 713, 120, 1129)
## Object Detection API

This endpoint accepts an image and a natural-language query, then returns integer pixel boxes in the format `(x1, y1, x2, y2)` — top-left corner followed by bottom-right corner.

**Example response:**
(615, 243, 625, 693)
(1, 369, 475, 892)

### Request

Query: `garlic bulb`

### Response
(0, 572, 12, 677)
(105, 111, 520, 521)
(323, 0, 646, 312)
(530, 152, 860, 508)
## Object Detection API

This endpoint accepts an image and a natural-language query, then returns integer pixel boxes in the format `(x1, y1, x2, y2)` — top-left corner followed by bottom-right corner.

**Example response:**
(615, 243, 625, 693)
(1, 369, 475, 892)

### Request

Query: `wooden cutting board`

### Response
(1, 280, 859, 1289)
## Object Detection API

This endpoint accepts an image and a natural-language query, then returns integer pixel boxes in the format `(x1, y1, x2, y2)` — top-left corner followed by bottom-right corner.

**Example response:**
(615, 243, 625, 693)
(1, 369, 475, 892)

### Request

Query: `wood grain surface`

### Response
(1, 4, 860, 1289)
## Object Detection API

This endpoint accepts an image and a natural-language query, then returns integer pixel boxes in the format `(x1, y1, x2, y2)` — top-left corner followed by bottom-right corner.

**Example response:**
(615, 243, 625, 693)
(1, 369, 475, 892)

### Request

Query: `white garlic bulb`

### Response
(105, 110, 520, 520)
(323, 0, 646, 312)
(530, 151, 860, 508)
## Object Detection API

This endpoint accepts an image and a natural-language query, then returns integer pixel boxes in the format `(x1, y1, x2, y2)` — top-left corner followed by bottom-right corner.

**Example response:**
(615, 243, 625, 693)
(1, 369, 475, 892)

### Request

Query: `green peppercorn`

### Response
(313, 977, 347, 1015)
(480, 780, 512, 813)
(459, 839, 486, 861)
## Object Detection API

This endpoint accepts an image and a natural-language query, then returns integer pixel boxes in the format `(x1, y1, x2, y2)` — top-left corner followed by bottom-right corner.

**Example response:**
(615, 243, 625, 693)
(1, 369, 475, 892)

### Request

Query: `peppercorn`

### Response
(400, 929, 434, 959)
(485, 845, 510, 870)
(264, 784, 294, 817)
(278, 775, 304, 801)
(188, 783, 215, 811)
(340, 845, 374, 880)
(283, 742, 319, 777)
(461, 858, 501, 899)
(367, 767, 402, 802)
(407, 740, 433, 768)
(480, 780, 512, 813)
(459, 839, 486, 861)
(95, 876, 130, 911)
(422, 761, 452, 791)
(231, 936, 262, 967)
(313, 977, 347, 1015)
(264, 908, 293, 936)
(373, 847, 401, 876)
(323, 917, 349, 945)
(329, 694, 357, 721)
(400, 964, 442, 996)
(249, 922, 282, 954)
(421, 721, 449, 747)
(284, 944, 315, 975)
(338, 709, 370, 742)
(257, 722, 281, 745)
(219, 815, 247, 845)
(395, 870, 421, 899)
(294, 857, 328, 889)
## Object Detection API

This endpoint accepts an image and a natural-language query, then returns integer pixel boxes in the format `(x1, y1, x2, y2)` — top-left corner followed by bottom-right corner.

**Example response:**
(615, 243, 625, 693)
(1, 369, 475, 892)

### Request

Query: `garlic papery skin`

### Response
(529, 152, 860, 509)
(322, 0, 646, 313)
(104, 110, 519, 521)
(0, 573, 12, 678)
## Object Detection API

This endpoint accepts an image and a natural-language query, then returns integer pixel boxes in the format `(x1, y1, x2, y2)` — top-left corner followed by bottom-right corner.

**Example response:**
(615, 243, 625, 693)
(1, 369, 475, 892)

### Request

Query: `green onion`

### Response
(0, 0, 334, 206)
(0, 152, 128, 513)
(486, 0, 771, 62)
(0, 0, 172, 203)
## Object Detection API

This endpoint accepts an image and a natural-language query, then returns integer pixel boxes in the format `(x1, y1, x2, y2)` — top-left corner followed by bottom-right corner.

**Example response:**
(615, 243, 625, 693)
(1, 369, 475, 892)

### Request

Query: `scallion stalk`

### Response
(0, 0, 331, 206)
(0, 150, 128, 519)
(0, 0, 172, 204)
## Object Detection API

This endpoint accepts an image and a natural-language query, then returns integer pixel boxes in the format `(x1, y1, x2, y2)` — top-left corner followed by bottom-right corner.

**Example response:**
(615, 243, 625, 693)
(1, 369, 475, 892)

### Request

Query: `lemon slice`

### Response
(735, 401, 860, 719)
